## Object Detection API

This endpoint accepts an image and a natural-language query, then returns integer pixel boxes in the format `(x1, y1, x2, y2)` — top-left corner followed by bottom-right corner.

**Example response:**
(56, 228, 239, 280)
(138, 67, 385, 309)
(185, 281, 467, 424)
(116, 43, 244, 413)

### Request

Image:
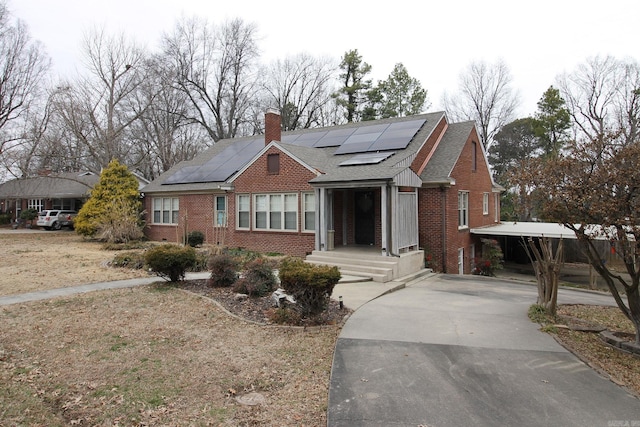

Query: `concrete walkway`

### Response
(328, 274, 640, 426)
(0, 272, 211, 306)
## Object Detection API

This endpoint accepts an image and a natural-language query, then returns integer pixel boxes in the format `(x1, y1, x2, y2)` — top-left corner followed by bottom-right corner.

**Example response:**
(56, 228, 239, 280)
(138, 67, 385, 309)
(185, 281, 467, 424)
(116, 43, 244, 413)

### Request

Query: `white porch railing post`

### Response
(381, 184, 388, 256)
(314, 188, 321, 251)
(319, 188, 327, 251)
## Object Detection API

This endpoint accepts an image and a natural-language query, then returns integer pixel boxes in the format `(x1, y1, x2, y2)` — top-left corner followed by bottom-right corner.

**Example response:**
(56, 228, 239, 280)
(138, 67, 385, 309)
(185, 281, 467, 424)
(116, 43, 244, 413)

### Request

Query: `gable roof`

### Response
(144, 111, 489, 193)
(419, 121, 475, 185)
(0, 172, 98, 199)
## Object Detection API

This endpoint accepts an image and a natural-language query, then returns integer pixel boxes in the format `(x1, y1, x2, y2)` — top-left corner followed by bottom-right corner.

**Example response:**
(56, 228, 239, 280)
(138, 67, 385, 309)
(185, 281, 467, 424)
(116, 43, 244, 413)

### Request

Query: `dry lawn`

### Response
(0, 231, 149, 296)
(0, 231, 339, 425)
(2, 231, 640, 425)
(552, 304, 640, 397)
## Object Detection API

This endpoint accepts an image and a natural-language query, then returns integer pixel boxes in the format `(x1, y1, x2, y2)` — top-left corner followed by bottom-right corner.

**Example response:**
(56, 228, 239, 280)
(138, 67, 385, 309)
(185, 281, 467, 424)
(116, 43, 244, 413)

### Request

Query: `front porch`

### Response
(305, 245, 425, 283)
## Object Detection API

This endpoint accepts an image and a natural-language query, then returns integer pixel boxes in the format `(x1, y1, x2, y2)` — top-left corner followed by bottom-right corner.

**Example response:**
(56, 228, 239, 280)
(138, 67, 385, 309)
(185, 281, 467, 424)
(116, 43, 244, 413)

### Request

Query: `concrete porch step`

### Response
(306, 250, 401, 283)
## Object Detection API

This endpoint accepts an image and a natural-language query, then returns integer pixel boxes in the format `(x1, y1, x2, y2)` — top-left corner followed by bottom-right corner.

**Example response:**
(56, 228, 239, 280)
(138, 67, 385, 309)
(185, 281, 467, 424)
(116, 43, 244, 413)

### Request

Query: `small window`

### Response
(483, 193, 489, 215)
(267, 153, 280, 175)
(458, 191, 469, 229)
(472, 141, 477, 172)
(215, 195, 227, 227)
(303, 192, 315, 232)
(237, 195, 250, 229)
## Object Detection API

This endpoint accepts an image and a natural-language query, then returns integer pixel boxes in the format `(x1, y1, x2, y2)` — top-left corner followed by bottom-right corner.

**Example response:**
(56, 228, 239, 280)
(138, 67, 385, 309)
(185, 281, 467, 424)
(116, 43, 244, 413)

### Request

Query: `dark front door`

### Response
(354, 190, 375, 245)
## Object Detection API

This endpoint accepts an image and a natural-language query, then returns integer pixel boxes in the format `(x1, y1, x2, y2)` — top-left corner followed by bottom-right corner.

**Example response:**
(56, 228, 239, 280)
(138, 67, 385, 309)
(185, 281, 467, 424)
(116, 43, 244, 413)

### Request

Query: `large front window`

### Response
(458, 191, 469, 229)
(153, 197, 179, 224)
(253, 193, 298, 231)
(28, 199, 43, 212)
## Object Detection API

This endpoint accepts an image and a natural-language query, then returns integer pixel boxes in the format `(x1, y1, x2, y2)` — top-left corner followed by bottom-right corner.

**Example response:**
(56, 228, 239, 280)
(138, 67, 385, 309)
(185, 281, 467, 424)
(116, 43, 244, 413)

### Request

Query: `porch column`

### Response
(314, 188, 321, 251)
(381, 184, 389, 256)
(319, 188, 328, 251)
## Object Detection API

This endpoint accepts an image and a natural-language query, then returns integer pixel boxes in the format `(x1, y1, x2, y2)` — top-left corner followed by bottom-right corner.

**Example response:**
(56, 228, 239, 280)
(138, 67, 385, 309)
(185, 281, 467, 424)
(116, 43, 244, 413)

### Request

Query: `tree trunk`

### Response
(523, 237, 564, 316)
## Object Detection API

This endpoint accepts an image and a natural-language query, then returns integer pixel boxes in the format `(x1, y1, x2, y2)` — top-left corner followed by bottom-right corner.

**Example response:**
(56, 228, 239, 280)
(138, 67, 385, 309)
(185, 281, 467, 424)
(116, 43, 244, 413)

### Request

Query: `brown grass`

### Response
(0, 285, 338, 426)
(0, 231, 149, 296)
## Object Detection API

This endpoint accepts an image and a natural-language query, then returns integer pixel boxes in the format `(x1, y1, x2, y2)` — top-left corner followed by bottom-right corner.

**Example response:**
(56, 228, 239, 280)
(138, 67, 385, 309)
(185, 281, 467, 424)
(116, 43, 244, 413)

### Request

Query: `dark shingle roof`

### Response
(0, 172, 98, 199)
(420, 121, 475, 184)
(144, 111, 472, 192)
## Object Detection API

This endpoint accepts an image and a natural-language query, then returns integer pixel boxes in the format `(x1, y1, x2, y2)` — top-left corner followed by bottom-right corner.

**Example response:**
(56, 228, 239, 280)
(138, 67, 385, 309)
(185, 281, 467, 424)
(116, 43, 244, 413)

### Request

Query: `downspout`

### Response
(441, 185, 447, 273)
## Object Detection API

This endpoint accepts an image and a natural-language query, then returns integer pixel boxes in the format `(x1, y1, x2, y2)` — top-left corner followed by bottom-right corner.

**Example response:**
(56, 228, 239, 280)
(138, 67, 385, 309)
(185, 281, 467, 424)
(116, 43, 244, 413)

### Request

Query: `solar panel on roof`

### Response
(313, 128, 356, 147)
(339, 151, 395, 166)
(332, 118, 425, 155)
(163, 138, 264, 184)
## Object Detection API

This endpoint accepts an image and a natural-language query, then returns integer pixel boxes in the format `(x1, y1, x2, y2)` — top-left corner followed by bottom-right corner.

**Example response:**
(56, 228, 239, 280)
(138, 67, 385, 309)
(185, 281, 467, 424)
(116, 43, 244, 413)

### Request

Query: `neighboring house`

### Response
(0, 171, 99, 220)
(0, 170, 149, 223)
(142, 109, 501, 277)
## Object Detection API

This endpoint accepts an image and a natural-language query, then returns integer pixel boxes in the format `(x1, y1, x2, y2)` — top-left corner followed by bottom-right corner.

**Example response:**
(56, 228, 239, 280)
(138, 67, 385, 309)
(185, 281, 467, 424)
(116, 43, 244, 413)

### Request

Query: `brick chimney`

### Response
(264, 108, 281, 146)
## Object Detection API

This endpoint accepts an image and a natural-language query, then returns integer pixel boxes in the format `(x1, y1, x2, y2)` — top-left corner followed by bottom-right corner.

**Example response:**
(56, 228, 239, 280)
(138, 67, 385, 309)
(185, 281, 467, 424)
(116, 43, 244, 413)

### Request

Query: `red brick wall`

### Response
(418, 127, 499, 274)
(145, 193, 231, 244)
(227, 146, 318, 257)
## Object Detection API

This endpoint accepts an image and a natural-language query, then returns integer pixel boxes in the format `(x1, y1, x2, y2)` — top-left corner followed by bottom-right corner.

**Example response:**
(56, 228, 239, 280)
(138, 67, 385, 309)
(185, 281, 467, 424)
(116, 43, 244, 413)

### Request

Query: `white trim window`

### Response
(254, 193, 298, 231)
(215, 195, 227, 227)
(458, 191, 469, 229)
(237, 194, 250, 229)
(153, 197, 179, 224)
(28, 199, 43, 212)
(483, 192, 489, 215)
(494, 193, 500, 223)
(303, 192, 315, 232)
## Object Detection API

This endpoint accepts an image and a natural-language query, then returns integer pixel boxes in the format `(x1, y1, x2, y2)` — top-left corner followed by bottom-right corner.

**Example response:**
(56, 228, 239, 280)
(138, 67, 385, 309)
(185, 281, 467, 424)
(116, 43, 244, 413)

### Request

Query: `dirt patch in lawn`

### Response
(0, 285, 340, 426)
(0, 231, 150, 296)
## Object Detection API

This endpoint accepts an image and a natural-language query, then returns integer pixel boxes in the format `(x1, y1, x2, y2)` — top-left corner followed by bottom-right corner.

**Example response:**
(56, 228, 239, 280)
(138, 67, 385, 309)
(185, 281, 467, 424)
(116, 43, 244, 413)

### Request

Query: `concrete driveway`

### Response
(328, 275, 640, 427)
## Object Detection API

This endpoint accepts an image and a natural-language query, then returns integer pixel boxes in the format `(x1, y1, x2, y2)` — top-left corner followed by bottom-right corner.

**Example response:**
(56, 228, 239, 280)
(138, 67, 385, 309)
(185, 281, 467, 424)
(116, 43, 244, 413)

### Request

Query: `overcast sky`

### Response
(10, 0, 640, 117)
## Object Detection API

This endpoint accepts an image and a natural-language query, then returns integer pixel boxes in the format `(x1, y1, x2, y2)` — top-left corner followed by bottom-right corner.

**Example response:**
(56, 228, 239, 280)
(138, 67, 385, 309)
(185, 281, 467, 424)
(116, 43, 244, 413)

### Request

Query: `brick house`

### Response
(142, 109, 500, 278)
(0, 171, 99, 221)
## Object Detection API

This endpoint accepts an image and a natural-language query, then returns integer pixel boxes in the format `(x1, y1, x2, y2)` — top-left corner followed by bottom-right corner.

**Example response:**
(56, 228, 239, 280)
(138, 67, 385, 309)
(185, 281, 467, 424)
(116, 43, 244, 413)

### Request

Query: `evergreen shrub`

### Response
(144, 244, 196, 282)
(278, 257, 341, 317)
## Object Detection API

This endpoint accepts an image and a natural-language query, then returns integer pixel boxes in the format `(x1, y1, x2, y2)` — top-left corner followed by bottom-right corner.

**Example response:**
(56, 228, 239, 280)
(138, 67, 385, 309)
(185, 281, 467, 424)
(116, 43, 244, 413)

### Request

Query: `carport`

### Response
(471, 222, 614, 288)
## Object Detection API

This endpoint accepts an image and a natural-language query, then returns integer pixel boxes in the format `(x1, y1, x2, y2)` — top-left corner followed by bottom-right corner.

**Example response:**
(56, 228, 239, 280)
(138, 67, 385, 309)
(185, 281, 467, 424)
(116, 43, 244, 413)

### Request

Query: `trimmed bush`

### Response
(187, 231, 205, 247)
(233, 258, 278, 297)
(278, 257, 341, 318)
(208, 253, 239, 287)
(144, 244, 196, 282)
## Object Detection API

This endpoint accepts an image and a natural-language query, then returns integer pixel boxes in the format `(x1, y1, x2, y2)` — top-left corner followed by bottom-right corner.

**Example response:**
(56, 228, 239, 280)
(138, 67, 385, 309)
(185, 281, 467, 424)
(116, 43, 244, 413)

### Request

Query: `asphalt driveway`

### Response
(328, 275, 640, 426)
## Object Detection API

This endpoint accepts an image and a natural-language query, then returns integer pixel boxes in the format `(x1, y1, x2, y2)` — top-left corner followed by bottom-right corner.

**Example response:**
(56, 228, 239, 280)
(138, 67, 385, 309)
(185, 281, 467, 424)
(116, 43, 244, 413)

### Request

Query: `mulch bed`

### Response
(178, 279, 352, 326)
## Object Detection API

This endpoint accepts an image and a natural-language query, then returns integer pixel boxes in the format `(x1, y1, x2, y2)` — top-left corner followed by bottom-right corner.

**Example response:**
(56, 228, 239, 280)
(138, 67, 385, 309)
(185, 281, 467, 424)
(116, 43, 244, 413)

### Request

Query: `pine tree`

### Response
(75, 159, 143, 242)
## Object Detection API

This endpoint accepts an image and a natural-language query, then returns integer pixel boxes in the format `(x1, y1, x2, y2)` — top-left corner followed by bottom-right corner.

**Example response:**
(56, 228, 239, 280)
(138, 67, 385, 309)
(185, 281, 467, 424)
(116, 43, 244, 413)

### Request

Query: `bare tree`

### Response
(442, 59, 520, 149)
(162, 17, 259, 142)
(51, 28, 151, 172)
(260, 53, 337, 131)
(129, 56, 209, 180)
(556, 55, 640, 146)
(0, 1, 50, 175)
